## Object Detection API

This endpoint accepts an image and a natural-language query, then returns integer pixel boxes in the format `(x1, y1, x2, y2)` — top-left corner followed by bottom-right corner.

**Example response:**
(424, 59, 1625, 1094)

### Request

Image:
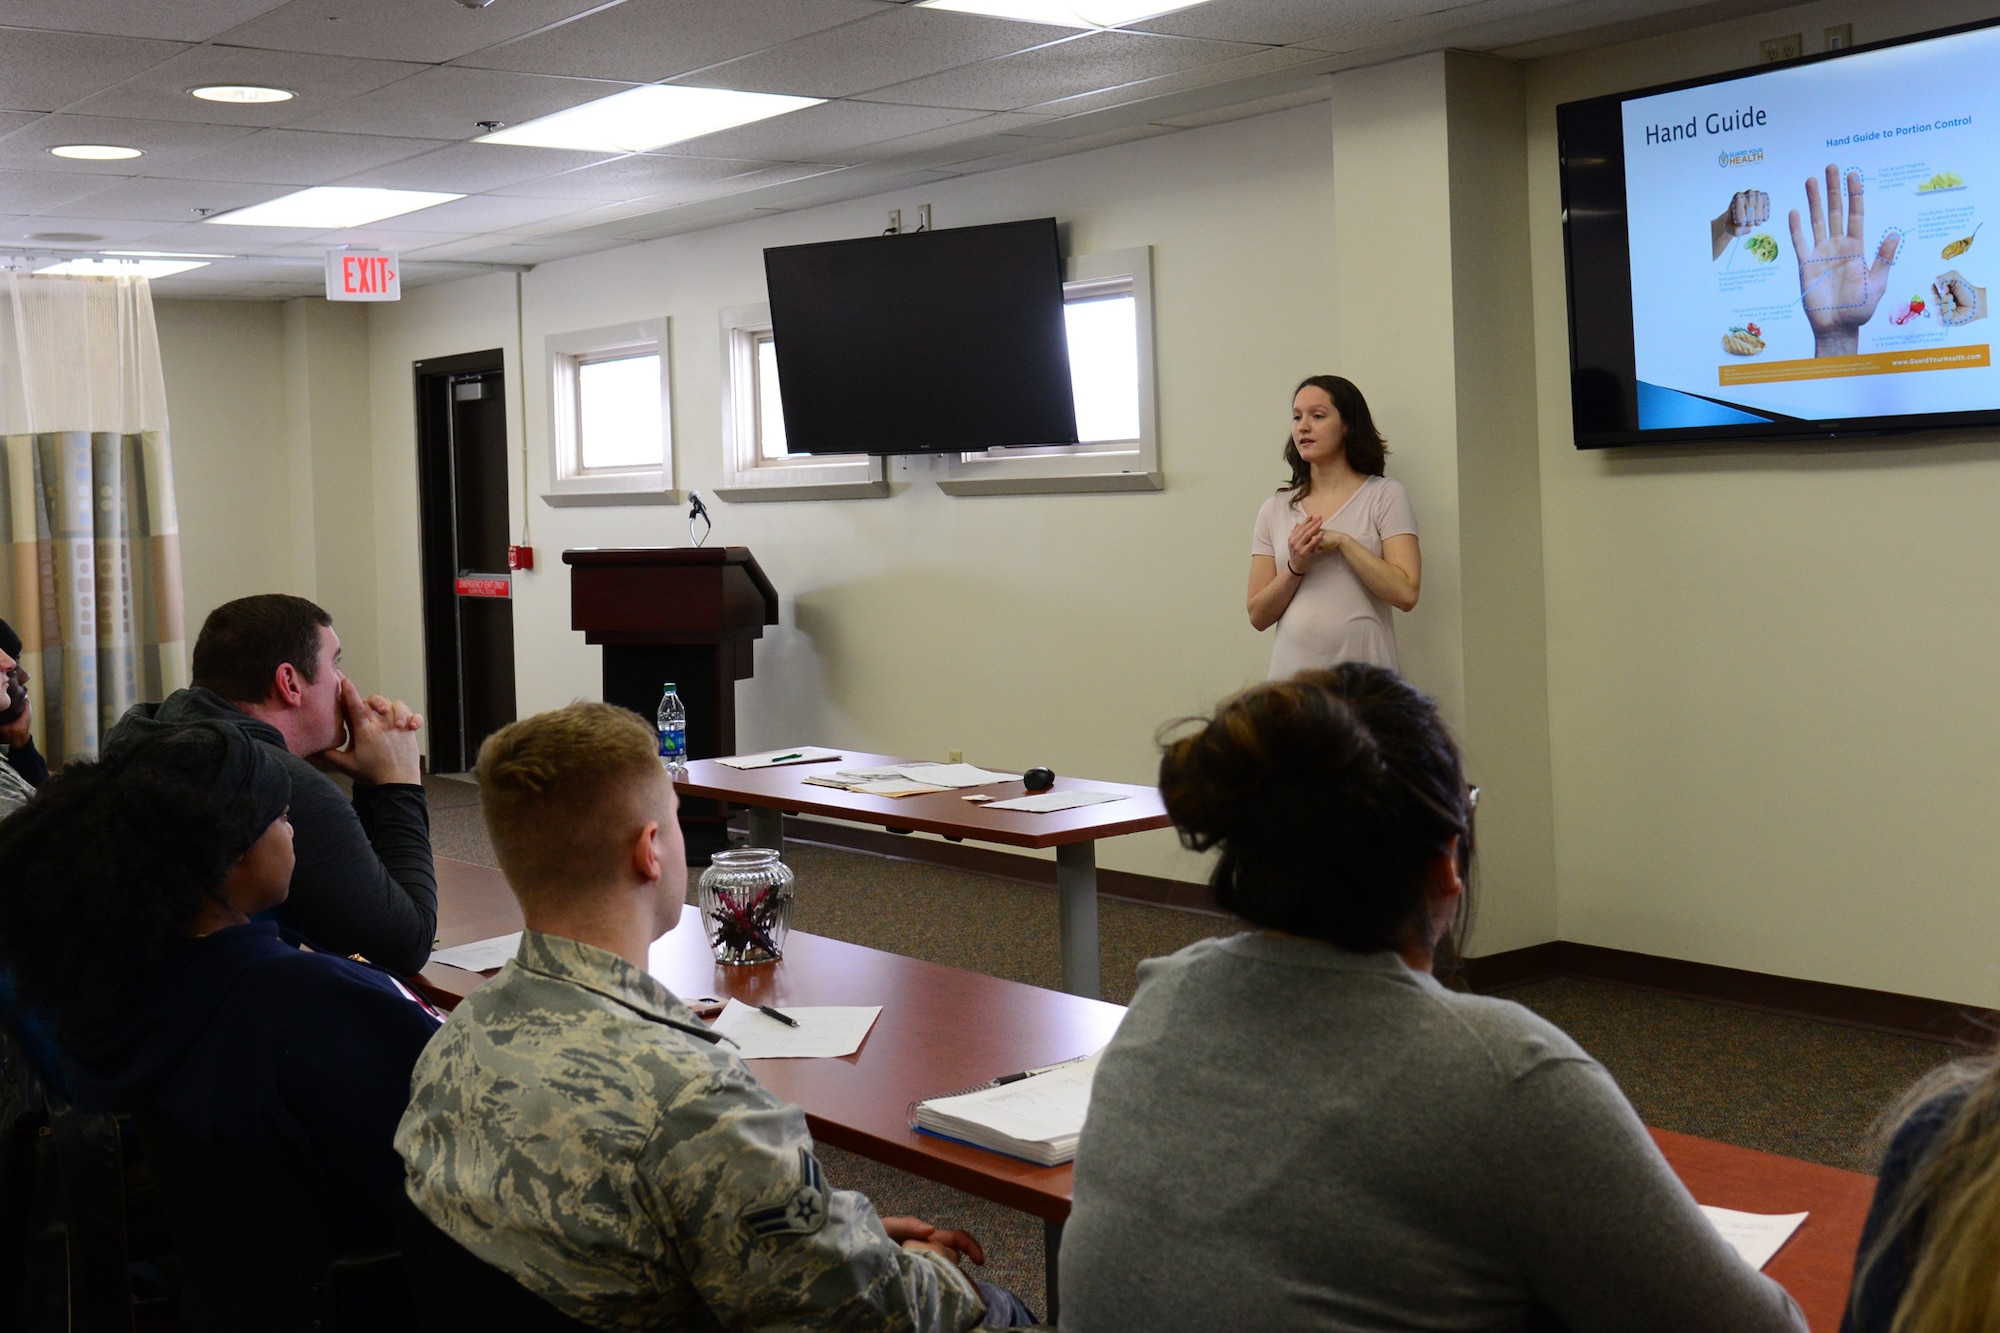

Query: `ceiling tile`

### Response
(41, 176, 291, 223)
(0, 1, 288, 42)
(0, 116, 257, 175)
(336, 141, 617, 193)
(648, 99, 984, 162)
(1289, 0, 1524, 52)
(284, 65, 637, 141)
(144, 219, 330, 252)
(0, 167, 127, 212)
(864, 27, 1265, 112)
(679, 7, 1080, 99)
(455, 0, 882, 82)
(335, 191, 599, 234)
(0, 111, 36, 137)
(493, 153, 792, 201)
(0, 27, 187, 113)
(0, 216, 185, 245)
(1134, 0, 1456, 45)
(64, 46, 427, 128)
(833, 106, 1051, 161)
(1016, 42, 1327, 121)
(214, 0, 613, 64)
(166, 129, 450, 185)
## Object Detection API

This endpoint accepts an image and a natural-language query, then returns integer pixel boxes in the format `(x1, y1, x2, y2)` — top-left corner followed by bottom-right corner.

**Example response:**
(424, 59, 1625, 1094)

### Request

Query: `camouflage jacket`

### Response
(396, 929, 987, 1332)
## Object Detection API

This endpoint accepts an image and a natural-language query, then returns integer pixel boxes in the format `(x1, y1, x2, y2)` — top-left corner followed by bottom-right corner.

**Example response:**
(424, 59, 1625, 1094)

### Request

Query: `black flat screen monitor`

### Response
(1559, 17, 2000, 447)
(763, 218, 1078, 455)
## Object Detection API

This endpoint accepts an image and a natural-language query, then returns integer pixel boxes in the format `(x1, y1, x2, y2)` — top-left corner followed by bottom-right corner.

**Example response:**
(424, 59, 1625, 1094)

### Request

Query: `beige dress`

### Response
(1252, 475, 1416, 678)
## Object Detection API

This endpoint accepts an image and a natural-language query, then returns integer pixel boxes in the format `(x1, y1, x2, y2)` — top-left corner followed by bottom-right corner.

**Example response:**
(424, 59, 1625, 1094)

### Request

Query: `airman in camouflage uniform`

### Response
(396, 928, 991, 1332)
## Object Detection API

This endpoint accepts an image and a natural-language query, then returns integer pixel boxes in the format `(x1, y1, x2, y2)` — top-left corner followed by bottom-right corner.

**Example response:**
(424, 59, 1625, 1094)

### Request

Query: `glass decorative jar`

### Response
(698, 848, 796, 965)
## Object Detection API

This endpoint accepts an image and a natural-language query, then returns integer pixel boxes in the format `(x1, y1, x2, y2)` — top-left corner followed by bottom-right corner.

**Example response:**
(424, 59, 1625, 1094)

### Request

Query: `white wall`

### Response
(153, 299, 294, 636)
(1526, 0, 2000, 1004)
(363, 106, 1361, 888)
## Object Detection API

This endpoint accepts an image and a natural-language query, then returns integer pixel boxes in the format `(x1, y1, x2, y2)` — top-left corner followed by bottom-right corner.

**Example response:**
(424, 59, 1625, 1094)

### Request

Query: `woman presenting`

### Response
(1248, 375, 1420, 677)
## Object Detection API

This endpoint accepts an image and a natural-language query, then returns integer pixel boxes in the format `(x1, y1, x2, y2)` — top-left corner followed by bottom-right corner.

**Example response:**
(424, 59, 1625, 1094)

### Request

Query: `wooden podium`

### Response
(564, 547, 779, 857)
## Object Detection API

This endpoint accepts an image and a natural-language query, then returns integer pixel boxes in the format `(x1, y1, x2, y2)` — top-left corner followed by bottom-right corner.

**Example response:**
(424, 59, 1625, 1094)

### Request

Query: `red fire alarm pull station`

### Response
(507, 545, 535, 571)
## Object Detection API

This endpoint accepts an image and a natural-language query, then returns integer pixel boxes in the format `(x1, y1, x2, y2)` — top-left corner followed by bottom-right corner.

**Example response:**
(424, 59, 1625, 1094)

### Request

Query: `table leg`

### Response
(747, 806, 785, 855)
(1056, 842, 1100, 1000)
(1043, 1218, 1063, 1325)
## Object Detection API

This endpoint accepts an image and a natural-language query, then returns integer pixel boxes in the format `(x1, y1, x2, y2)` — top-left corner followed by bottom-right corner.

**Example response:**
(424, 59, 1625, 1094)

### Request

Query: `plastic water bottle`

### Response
(657, 683, 687, 776)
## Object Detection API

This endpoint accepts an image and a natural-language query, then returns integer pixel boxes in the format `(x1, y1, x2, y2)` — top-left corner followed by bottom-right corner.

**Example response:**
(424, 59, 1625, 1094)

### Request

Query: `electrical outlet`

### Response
(1824, 23, 1853, 51)
(1760, 32, 1803, 63)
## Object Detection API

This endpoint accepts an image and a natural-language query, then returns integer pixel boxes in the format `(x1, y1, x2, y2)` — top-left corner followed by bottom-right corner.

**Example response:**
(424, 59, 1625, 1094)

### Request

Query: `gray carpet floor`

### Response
(422, 774, 1956, 1315)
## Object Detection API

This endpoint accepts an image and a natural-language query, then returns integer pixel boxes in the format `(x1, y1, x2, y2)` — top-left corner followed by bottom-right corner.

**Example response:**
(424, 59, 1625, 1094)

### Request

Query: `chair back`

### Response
(391, 1189, 598, 1330)
(130, 1109, 414, 1332)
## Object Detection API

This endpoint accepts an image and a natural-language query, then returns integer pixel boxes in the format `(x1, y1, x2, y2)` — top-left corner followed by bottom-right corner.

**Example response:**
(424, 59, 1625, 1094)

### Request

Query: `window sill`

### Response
(714, 477, 890, 503)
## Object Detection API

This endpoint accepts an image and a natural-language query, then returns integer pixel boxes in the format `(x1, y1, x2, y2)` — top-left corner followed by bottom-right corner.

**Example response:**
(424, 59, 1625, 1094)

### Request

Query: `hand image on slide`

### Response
(1710, 189, 1770, 260)
(1933, 270, 1988, 326)
(1788, 165, 1900, 357)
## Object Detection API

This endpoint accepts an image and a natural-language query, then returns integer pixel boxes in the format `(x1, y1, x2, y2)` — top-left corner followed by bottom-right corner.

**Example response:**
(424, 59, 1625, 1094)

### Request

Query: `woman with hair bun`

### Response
(1058, 665, 1804, 1333)
(0, 722, 440, 1251)
(1248, 376, 1420, 676)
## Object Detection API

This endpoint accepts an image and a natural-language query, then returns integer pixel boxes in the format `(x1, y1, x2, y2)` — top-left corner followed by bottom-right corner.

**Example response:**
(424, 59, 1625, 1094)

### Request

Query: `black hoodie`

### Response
(62, 921, 440, 1250)
(106, 688, 438, 974)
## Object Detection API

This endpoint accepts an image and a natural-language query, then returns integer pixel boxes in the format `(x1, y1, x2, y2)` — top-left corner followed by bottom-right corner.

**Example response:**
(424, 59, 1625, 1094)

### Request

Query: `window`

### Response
(716, 302, 887, 502)
(939, 245, 1161, 496)
(544, 319, 677, 506)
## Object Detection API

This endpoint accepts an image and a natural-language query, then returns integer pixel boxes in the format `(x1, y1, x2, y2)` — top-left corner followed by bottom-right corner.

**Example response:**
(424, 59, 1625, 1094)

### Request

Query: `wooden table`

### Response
(422, 860, 1875, 1329)
(674, 752, 1172, 998)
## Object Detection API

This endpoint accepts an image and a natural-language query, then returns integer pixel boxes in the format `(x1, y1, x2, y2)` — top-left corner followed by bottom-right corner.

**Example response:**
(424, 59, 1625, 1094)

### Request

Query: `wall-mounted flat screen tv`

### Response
(763, 217, 1078, 456)
(1560, 18, 2000, 447)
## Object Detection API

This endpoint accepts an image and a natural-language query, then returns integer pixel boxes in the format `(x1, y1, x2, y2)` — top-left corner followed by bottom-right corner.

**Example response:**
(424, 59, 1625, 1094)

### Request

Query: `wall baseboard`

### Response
(1462, 941, 1999, 1049)
(784, 817, 1995, 1048)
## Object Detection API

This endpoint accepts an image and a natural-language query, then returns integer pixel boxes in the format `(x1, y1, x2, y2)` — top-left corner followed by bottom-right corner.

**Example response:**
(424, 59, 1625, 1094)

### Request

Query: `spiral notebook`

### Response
(908, 1051, 1103, 1166)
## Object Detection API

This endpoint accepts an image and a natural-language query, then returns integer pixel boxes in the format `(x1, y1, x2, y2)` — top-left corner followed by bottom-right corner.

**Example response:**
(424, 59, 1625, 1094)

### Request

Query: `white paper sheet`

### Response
(985, 790, 1128, 813)
(710, 1000, 883, 1059)
(1700, 1206, 1808, 1270)
(717, 747, 843, 769)
(428, 932, 523, 973)
(849, 777, 950, 797)
(893, 762, 1018, 788)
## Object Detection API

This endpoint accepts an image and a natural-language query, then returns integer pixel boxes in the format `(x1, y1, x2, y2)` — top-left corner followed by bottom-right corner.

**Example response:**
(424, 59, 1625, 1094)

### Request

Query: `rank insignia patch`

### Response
(743, 1148, 830, 1237)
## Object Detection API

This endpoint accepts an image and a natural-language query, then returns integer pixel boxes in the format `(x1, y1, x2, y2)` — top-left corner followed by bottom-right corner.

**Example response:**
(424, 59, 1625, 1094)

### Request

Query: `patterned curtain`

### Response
(0, 273, 186, 762)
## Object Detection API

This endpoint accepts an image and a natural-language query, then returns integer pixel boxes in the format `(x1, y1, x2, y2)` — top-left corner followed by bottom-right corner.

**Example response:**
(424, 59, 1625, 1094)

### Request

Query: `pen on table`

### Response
(766, 752, 804, 764)
(993, 1059, 1073, 1085)
(758, 1003, 801, 1028)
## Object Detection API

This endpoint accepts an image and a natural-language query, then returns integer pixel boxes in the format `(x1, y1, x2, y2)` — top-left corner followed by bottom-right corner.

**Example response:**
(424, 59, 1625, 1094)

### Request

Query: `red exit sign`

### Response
(324, 248, 400, 302)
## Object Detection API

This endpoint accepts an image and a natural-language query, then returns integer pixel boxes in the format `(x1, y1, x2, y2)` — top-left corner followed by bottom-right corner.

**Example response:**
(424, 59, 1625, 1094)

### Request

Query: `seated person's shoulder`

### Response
(1415, 985, 1595, 1085)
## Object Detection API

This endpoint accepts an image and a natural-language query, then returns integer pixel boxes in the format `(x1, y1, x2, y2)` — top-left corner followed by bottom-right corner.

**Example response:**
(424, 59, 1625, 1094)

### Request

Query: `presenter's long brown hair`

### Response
(1281, 375, 1387, 498)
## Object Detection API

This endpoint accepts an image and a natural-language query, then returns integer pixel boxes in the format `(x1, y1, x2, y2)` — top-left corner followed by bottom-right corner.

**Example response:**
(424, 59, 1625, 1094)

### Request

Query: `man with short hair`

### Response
(106, 594, 436, 974)
(397, 702, 1032, 1330)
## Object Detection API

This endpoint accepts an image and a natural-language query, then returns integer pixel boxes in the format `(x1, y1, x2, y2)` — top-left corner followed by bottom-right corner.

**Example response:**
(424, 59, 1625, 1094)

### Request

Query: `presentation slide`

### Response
(1621, 25, 1998, 429)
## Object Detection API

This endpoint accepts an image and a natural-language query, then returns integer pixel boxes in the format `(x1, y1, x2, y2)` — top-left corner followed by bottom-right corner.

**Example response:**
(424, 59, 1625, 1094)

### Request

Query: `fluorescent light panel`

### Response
(50, 144, 142, 160)
(206, 186, 463, 229)
(191, 84, 294, 104)
(475, 85, 822, 153)
(37, 257, 209, 278)
(920, 0, 1210, 25)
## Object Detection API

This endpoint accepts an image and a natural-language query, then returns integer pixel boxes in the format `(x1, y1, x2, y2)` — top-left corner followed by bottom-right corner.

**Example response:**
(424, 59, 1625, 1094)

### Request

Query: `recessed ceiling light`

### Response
(49, 144, 143, 160)
(29, 231, 104, 243)
(191, 84, 295, 104)
(205, 186, 465, 229)
(474, 85, 822, 153)
(919, 0, 1210, 25)
(36, 257, 209, 278)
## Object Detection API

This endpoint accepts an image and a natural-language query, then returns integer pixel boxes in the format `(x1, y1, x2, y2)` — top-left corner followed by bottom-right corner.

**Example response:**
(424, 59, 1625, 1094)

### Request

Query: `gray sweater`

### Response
(1059, 934, 1806, 1333)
